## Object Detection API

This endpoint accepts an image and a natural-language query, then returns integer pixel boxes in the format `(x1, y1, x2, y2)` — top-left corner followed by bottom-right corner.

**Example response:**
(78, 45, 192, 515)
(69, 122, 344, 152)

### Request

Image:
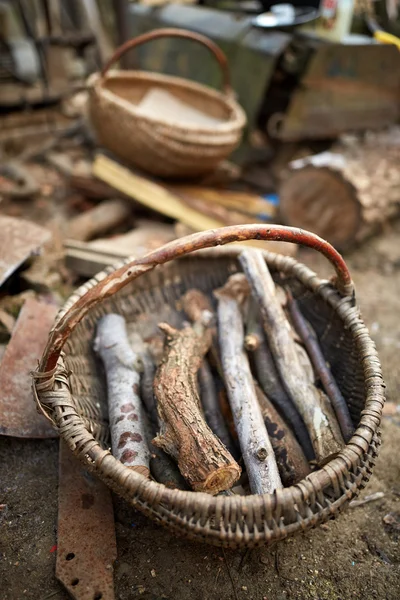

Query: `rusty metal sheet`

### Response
(278, 43, 400, 141)
(0, 215, 51, 287)
(0, 297, 58, 438)
(57, 441, 117, 600)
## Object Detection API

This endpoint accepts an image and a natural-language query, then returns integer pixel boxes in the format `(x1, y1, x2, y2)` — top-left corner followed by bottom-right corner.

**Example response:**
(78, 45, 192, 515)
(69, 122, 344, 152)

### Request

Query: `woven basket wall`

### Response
(33, 229, 385, 548)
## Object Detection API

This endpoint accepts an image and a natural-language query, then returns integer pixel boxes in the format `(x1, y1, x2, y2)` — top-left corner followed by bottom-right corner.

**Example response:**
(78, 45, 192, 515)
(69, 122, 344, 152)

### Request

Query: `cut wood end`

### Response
(244, 333, 261, 351)
(214, 273, 250, 305)
(193, 463, 241, 495)
(127, 465, 150, 478)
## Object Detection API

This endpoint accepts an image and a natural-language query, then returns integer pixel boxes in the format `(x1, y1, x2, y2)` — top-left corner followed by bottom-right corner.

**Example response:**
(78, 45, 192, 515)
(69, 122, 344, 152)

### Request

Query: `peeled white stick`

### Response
(239, 250, 344, 464)
(215, 276, 283, 495)
(94, 314, 150, 477)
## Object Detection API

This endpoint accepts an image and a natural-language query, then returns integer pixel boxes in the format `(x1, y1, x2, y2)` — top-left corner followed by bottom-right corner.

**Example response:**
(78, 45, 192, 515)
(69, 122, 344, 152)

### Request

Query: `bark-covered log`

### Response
(245, 302, 314, 460)
(215, 277, 282, 494)
(239, 250, 344, 464)
(254, 383, 311, 486)
(94, 314, 150, 476)
(286, 291, 354, 442)
(279, 131, 400, 249)
(153, 317, 241, 494)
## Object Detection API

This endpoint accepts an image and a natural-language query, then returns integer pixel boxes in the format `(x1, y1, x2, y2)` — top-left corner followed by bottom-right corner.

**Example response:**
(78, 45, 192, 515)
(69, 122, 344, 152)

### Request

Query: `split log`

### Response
(239, 250, 344, 464)
(153, 316, 241, 494)
(279, 130, 400, 249)
(94, 314, 150, 476)
(198, 360, 238, 458)
(245, 303, 315, 460)
(66, 199, 132, 241)
(215, 277, 282, 494)
(286, 291, 354, 442)
(254, 383, 311, 486)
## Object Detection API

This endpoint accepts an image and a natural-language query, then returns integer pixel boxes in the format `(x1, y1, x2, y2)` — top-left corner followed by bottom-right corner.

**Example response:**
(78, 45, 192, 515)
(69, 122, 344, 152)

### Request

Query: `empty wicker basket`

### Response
(87, 28, 247, 179)
(33, 225, 385, 548)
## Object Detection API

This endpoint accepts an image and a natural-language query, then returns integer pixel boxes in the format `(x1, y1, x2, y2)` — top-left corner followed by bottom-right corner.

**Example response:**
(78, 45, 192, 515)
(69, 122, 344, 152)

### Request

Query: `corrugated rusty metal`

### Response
(57, 442, 117, 600)
(0, 297, 58, 438)
(0, 215, 51, 287)
(277, 44, 400, 141)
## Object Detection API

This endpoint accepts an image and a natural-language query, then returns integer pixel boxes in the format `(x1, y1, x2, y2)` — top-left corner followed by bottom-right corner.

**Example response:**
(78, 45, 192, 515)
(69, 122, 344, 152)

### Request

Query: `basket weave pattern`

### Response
(33, 228, 385, 548)
(87, 29, 247, 179)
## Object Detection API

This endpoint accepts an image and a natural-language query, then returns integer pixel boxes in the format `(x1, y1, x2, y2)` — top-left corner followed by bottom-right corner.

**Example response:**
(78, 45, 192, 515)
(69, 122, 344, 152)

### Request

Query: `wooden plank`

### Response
(169, 185, 277, 221)
(0, 298, 58, 438)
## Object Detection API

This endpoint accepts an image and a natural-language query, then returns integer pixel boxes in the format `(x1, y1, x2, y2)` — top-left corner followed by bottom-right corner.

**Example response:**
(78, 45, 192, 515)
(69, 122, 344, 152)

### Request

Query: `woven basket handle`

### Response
(39, 225, 354, 375)
(100, 27, 233, 95)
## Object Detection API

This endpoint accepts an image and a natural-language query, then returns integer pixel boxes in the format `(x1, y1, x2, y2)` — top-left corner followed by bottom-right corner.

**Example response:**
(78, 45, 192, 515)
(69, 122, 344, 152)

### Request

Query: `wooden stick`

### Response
(245, 303, 314, 460)
(94, 314, 150, 476)
(285, 291, 354, 442)
(239, 250, 344, 464)
(198, 361, 238, 458)
(153, 316, 241, 494)
(66, 199, 132, 242)
(254, 383, 311, 486)
(287, 290, 354, 443)
(180, 288, 222, 375)
(215, 277, 282, 494)
(129, 333, 158, 428)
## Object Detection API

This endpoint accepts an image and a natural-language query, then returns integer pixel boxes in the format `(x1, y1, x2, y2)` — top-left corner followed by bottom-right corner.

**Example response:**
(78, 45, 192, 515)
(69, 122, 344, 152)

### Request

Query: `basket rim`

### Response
(87, 71, 247, 134)
(33, 244, 385, 544)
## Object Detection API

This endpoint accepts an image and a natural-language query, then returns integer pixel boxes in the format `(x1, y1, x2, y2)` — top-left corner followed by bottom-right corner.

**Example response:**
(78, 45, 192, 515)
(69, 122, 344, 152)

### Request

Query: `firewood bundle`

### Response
(94, 249, 354, 496)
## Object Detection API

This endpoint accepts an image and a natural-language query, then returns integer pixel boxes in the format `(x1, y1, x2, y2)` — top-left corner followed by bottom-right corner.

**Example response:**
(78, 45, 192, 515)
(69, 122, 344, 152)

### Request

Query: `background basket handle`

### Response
(100, 27, 233, 95)
(39, 225, 354, 375)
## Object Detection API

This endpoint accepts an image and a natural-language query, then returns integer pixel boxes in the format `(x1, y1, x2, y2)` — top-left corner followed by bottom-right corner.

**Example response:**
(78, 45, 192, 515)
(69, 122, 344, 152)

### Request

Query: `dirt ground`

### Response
(1, 220, 400, 600)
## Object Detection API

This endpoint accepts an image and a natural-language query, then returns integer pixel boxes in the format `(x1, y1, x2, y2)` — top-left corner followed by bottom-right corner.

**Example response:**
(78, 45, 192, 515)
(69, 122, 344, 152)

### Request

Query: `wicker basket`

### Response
(87, 28, 247, 179)
(33, 225, 385, 548)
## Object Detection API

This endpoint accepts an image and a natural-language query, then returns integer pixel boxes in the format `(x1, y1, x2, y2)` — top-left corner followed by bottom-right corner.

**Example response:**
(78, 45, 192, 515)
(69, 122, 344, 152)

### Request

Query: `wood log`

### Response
(66, 199, 132, 241)
(245, 305, 315, 461)
(198, 360, 237, 458)
(215, 277, 283, 494)
(94, 314, 150, 476)
(279, 130, 400, 249)
(254, 383, 311, 486)
(286, 291, 354, 442)
(153, 317, 241, 494)
(239, 250, 345, 464)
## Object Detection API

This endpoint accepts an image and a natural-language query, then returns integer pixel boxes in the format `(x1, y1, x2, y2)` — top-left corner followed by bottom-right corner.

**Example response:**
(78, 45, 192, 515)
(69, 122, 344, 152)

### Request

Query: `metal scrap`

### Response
(0, 215, 51, 287)
(0, 297, 58, 438)
(57, 441, 117, 600)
